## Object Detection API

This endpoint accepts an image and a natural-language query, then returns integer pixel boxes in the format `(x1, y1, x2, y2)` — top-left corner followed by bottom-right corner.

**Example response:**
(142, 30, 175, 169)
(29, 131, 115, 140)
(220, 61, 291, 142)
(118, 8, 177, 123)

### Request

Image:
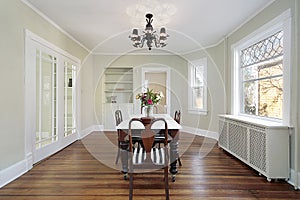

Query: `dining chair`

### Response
(128, 118, 169, 200)
(115, 110, 123, 164)
(174, 110, 181, 124)
(155, 110, 182, 168)
(174, 110, 182, 167)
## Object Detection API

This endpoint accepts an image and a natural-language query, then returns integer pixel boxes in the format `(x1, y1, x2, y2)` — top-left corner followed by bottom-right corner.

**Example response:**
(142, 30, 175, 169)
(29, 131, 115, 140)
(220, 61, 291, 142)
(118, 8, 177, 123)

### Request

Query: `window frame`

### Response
(231, 9, 291, 125)
(188, 57, 208, 115)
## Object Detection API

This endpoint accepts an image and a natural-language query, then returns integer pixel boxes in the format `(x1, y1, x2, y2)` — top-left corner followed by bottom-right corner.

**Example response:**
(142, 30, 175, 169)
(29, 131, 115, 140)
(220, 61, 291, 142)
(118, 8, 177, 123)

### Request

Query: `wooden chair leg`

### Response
(177, 157, 182, 167)
(115, 144, 120, 164)
(129, 173, 133, 200)
(164, 167, 169, 200)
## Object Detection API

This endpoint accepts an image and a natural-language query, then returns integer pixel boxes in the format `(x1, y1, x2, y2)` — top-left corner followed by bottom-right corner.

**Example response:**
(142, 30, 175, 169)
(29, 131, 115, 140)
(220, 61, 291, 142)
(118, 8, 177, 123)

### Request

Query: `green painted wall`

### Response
(0, 0, 89, 170)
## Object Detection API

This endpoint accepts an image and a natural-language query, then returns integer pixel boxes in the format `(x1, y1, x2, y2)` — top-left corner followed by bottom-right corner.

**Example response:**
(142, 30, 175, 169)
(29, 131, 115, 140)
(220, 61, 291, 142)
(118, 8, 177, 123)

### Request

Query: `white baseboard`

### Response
(182, 126, 219, 141)
(0, 125, 103, 188)
(78, 125, 104, 139)
(103, 128, 117, 131)
(0, 158, 29, 188)
(25, 152, 33, 171)
(101, 126, 220, 140)
(100, 125, 220, 140)
(288, 169, 300, 190)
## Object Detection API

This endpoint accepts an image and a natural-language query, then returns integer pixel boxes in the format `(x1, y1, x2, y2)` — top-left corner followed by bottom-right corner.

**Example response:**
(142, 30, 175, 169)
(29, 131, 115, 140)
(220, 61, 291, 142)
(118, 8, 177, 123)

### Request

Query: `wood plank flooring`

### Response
(0, 131, 299, 199)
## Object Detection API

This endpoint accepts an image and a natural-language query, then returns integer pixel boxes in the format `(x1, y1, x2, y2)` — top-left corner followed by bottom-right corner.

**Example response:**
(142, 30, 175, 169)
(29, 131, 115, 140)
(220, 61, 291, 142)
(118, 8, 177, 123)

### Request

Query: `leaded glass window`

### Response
(240, 30, 284, 119)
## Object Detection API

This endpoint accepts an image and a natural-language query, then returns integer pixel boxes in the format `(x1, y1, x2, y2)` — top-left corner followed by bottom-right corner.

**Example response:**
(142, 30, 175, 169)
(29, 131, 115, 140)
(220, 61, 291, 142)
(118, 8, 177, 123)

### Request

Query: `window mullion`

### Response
(243, 74, 283, 83)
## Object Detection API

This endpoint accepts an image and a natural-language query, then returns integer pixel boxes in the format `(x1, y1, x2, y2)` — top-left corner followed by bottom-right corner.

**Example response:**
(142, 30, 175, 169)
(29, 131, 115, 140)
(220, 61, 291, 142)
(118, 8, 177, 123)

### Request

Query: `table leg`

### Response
(169, 130, 179, 182)
(119, 130, 129, 180)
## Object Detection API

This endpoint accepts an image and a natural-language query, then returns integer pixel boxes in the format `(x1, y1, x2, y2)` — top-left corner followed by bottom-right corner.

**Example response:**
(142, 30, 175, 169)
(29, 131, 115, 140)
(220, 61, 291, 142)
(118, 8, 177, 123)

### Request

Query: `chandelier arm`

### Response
(139, 37, 146, 48)
(154, 34, 160, 48)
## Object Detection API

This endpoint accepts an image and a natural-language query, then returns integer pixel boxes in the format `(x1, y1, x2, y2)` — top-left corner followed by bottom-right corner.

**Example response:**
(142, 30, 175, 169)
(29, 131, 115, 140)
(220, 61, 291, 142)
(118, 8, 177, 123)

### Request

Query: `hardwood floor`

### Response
(0, 131, 299, 199)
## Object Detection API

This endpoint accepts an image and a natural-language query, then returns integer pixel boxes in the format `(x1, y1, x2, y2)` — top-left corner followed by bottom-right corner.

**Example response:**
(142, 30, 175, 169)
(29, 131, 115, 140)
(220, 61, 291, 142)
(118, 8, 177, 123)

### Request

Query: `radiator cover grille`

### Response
(218, 120, 227, 148)
(218, 116, 289, 180)
(228, 122, 248, 161)
(249, 129, 266, 172)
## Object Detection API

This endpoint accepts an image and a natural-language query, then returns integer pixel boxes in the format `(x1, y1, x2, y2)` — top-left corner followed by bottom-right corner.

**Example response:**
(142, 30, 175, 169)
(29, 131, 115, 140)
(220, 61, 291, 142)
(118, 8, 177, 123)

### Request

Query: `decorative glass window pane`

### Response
(241, 31, 283, 67)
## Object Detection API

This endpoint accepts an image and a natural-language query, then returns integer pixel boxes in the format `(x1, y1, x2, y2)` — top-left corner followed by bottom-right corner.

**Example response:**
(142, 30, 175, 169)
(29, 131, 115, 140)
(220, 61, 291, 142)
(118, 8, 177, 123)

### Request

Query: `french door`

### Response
(34, 48, 59, 161)
(25, 30, 79, 164)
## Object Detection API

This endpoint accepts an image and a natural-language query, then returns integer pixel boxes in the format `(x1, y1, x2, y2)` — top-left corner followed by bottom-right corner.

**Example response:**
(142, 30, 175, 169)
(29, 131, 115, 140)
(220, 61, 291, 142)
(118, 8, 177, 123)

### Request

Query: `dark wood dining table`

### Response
(116, 114, 182, 181)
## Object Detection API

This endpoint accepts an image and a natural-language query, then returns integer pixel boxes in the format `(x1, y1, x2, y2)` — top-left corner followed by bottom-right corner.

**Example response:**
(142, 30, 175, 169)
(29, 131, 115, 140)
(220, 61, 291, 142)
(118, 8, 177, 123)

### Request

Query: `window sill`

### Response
(219, 114, 287, 128)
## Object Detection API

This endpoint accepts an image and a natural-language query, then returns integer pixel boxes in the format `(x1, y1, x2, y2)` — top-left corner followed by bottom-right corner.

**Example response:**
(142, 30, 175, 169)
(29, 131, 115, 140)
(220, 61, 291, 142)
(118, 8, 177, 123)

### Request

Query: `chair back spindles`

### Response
(174, 110, 181, 124)
(115, 110, 123, 126)
(114, 110, 123, 165)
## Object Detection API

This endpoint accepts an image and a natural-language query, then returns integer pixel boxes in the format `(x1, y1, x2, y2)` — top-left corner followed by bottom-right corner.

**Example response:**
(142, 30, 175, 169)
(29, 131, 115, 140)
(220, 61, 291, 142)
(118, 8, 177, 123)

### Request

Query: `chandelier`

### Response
(129, 13, 169, 50)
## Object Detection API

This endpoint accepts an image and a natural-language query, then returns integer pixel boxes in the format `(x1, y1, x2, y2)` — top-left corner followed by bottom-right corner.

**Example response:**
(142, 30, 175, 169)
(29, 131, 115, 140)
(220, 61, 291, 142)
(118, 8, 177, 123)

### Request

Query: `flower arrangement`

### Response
(136, 88, 164, 107)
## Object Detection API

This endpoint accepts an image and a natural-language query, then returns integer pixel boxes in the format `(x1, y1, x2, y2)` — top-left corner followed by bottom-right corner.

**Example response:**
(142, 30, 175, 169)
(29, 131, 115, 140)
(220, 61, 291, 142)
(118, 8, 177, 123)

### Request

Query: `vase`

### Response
(145, 105, 154, 117)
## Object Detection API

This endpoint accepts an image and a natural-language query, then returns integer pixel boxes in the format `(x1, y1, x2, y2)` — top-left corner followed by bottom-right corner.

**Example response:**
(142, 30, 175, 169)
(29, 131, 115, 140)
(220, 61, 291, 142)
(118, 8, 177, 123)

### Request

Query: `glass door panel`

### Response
(35, 50, 57, 149)
(64, 62, 76, 137)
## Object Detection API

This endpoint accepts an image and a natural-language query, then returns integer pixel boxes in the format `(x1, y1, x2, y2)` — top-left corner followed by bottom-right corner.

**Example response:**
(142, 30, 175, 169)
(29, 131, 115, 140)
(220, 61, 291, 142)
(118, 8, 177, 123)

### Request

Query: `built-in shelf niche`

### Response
(104, 66, 133, 103)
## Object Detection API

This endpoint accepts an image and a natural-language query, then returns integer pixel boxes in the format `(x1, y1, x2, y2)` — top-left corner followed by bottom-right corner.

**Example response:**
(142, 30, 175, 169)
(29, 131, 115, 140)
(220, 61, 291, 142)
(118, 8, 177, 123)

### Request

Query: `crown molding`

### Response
(225, 0, 277, 39)
(21, 0, 91, 54)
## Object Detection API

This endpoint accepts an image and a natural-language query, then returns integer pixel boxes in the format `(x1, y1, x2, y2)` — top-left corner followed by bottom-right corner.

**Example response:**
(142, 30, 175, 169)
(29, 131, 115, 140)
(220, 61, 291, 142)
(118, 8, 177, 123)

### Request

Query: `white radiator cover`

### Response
(219, 115, 289, 181)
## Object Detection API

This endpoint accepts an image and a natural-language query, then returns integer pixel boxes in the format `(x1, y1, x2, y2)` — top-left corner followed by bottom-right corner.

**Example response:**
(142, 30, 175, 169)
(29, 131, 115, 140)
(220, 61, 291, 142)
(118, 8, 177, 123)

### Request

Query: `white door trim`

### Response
(25, 30, 80, 165)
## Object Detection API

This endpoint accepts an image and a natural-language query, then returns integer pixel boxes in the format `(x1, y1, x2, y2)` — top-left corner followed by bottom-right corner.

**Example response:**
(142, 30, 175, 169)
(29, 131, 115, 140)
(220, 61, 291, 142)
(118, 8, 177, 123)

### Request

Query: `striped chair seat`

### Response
(132, 147, 167, 165)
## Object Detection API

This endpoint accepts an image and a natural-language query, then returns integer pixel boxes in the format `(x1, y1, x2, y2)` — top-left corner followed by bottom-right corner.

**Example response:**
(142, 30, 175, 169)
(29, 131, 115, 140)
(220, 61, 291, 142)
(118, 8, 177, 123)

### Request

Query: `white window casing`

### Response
(231, 9, 291, 126)
(188, 57, 208, 115)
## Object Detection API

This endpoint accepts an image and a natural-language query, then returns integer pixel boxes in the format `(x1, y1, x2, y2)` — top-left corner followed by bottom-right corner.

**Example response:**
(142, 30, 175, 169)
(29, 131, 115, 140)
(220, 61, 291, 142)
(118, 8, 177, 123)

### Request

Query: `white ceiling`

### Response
(24, 0, 274, 55)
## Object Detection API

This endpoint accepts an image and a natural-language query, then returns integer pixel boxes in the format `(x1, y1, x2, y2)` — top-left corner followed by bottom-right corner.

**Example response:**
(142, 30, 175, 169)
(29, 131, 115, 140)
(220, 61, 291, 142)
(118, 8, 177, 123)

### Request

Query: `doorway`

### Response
(25, 30, 79, 164)
(142, 66, 170, 114)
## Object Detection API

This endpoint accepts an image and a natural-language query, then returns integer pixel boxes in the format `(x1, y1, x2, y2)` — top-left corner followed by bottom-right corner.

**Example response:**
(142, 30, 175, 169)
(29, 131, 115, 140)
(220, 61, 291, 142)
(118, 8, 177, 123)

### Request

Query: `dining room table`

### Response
(116, 114, 182, 181)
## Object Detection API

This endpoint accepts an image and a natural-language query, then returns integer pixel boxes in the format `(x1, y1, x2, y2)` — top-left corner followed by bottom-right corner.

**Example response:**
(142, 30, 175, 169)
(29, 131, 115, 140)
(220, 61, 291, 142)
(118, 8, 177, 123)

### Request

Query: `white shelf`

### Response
(104, 66, 133, 103)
